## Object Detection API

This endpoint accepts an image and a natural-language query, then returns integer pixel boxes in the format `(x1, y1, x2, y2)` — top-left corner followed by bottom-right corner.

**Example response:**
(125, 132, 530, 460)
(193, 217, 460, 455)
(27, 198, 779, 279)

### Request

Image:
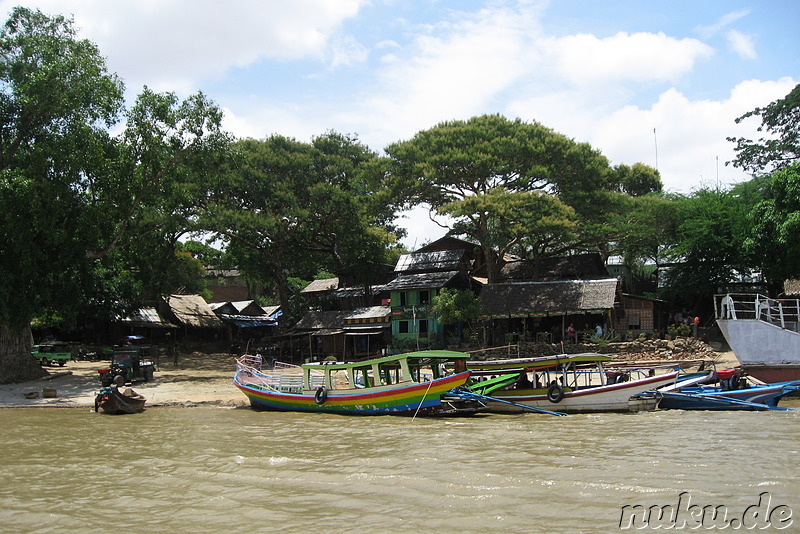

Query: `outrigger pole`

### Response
(452, 389, 567, 416)
(653, 391, 796, 411)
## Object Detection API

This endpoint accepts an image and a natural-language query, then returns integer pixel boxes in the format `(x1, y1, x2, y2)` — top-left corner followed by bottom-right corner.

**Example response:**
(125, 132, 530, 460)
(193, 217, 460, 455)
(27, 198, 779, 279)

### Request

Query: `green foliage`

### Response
(208, 132, 397, 310)
(659, 187, 753, 312)
(431, 288, 482, 326)
(743, 163, 800, 288)
(385, 114, 615, 282)
(728, 83, 800, 174)
(615, 193, 678, 265)
(0, 7, 124, 330)
(612, 163, 663, 196)
(0, 7, 231, 338)
(667, 323, 691, 337)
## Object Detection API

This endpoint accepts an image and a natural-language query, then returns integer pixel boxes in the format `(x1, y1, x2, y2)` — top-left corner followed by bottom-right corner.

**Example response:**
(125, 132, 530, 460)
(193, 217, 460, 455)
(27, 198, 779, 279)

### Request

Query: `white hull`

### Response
(717, 319, 800, 366)
(487, 373, 677, 413)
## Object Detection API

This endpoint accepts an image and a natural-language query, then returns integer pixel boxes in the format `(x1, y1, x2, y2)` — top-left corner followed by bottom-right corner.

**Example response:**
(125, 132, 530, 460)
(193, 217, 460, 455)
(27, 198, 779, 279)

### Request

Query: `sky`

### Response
(2, 0, 797, 248)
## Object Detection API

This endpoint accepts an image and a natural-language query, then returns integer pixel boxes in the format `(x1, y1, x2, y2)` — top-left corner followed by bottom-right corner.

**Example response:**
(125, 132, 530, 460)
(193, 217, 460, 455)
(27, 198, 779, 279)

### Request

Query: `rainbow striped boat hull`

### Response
(236, 371, 472, 415)
(234, 350, 486, 416)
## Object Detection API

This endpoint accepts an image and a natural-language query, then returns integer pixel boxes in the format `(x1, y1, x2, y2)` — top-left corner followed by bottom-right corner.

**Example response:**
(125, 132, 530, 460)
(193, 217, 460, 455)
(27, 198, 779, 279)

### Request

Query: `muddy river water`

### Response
(1, 403, 798, 533)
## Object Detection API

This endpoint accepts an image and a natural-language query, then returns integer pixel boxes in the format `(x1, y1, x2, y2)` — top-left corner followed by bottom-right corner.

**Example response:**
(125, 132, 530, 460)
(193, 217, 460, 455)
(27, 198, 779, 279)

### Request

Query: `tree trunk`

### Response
(0, 323, 49, 384)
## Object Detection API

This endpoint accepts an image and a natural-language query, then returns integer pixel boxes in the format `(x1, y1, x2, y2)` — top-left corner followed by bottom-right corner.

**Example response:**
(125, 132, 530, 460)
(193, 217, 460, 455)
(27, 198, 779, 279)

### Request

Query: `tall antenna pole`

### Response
(653, 128, 659, 171)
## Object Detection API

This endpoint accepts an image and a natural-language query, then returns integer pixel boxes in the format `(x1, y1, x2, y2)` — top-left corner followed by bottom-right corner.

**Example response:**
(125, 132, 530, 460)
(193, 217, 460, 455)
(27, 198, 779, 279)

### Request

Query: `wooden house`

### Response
(383, 247, 478, 351)
(479, 279, 620, 344)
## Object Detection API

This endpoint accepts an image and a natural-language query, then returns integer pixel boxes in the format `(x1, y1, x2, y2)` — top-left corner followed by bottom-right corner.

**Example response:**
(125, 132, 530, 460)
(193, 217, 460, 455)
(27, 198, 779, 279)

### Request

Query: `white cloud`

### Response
(0, 0, 368, 94)
(695, 9, 751, 39)
(329, 35, 369, 68)
(727, 29, 757, 60)
(352, 2, 548, 147)
(590, 78, 798, 193)
(551, 32, 714, 85)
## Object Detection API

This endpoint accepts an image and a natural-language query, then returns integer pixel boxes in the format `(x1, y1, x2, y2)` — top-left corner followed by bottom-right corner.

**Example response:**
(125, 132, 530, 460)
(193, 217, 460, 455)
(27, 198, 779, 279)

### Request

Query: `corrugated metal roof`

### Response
(394, 250, 466, 273)
(345, 306, 390, 321)
(382, 271, 460, 291)
(301, 278, 339, 293)
(120, 307, 176, 328)
(294, 310, 349, 330)
(263, 305, 281, 318)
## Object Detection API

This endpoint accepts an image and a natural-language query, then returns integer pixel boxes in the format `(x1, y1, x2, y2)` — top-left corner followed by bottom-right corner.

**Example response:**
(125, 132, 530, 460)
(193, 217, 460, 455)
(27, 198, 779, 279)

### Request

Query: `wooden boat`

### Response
(651, 368, 800, 411)
(715, 293, 800, 382)
(467, 353, 679, 413)
(94, 386, 146, 414)
(234, 350, 486, 416)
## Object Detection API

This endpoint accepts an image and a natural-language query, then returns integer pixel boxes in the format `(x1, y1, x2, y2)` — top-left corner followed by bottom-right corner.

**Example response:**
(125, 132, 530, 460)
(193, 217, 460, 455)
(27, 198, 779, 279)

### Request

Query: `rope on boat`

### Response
(412, 379, 435, 421)
(453, 389, 567, 416)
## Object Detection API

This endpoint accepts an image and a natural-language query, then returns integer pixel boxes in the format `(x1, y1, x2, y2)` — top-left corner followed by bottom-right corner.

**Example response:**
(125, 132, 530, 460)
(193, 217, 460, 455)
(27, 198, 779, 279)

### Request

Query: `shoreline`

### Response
(0, 352, 248, 409)
(0, 349, 743, 410)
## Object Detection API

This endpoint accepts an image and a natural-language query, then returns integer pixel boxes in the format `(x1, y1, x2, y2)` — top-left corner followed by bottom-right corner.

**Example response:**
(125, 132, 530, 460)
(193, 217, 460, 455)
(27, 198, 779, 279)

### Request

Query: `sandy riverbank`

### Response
(0, 350, 743, 409)
(0, 352, 247, 409)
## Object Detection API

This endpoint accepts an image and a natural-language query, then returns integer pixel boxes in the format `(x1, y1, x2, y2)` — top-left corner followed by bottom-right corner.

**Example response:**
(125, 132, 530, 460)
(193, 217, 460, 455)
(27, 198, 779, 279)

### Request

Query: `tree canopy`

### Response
(728, 83, 800, 174)
(206, 132, 399, 311)
(385, 114, 618, 282)
(0, 8, 231, 383)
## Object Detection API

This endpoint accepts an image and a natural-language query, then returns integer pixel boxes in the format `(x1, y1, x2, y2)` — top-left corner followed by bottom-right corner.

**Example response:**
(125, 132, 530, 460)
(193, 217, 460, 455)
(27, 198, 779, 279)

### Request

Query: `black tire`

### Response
(58, 360, 66, 367)
(547, 383, 565, 403)
(314, 386, 328, 405)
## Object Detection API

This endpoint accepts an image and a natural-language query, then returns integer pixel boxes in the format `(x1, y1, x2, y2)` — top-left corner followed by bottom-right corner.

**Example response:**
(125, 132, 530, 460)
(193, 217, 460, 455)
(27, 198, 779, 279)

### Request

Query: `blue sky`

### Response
(3, 0, 797, 247)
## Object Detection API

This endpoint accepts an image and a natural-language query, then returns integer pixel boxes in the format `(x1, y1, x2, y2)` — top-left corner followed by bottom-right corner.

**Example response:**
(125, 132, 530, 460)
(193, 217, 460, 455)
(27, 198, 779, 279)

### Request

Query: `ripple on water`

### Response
(0, 407, 798, 533)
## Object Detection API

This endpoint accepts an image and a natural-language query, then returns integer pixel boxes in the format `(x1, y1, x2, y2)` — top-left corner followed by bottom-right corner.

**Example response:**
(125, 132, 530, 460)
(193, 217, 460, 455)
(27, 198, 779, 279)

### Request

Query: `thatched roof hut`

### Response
(480, 278, 619, 318)
(163, 294, 223, 329)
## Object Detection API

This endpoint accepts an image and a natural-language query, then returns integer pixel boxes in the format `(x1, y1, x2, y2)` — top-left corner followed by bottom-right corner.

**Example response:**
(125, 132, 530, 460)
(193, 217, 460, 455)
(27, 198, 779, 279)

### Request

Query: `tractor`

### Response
(98, 347, 156, 386)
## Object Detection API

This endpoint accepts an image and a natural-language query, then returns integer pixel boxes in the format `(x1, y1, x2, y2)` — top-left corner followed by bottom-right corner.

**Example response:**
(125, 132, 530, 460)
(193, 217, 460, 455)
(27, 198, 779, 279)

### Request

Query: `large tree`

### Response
(728, 83, 800, 174)
(743, 163, 800, 293)
(660, 188, 753, 315)
(0, 8, 124, 382)
(384, 114, 615, 282)
(209, 132, 398, 311)
(0, 8, 230, 383)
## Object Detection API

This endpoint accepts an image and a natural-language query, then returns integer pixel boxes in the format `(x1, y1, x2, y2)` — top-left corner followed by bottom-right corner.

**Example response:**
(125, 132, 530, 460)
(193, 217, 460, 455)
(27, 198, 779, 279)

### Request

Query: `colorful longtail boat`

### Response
(234, 350, 486, 416)
(468, 353, 680, 413)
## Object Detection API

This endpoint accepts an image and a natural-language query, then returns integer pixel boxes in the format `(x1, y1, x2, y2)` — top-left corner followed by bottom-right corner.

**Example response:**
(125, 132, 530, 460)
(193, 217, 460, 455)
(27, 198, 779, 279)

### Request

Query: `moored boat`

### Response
(234, 350, 486, 416)
(94, 385, 146, 414)
(650, 368, 800, 411)
(467, 353, 679, 413)
(715, 293, 800, 382)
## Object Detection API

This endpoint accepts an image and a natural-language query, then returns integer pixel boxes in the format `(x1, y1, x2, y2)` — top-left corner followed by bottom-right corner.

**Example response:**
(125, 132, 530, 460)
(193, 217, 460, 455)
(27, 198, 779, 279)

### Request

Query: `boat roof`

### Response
(467, 352, 613, 371)
(301, 350, 471, 371)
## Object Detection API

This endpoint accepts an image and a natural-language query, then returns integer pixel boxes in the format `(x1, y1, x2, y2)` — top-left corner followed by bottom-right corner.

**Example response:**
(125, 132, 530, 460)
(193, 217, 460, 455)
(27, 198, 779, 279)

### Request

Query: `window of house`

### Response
(398, 321, 409, 334)
(419, 290, 430, 304)
(419, 319, 429, 335)
(399, 292, 407, 306)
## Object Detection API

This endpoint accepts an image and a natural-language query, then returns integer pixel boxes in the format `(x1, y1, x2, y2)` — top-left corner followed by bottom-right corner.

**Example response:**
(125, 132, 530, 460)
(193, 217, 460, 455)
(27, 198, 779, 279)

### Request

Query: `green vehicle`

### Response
(32, 342, 72, 366)
(98, 347, 156, 386)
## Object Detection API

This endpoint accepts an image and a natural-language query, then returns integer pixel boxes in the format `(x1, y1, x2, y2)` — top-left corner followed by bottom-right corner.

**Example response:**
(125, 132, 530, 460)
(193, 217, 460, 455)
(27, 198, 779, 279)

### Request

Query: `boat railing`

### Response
(715, 293, 800, 333)
(236, 356, 327, 393)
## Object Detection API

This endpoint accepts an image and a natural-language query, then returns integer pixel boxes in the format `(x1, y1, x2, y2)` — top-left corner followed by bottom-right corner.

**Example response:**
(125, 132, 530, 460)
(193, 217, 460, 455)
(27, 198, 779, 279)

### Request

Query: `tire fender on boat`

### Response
(547, 383, 565, 403)
(314, 386, 328, 405)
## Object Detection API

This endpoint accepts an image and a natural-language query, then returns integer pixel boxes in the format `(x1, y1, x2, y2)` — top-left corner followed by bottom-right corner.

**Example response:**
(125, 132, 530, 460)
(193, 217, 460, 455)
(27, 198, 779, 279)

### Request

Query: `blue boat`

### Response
(649, 369, 800, 411)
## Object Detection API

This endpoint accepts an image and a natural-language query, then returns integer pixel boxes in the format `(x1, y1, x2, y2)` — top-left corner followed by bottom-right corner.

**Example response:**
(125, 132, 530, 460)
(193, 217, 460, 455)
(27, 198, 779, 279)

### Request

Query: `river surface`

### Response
(1, 403, 798, 533)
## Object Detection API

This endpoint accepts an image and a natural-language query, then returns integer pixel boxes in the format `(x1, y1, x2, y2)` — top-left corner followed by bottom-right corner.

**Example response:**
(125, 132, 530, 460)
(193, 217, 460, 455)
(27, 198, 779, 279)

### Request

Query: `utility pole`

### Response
(653, 128, 659, 171)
